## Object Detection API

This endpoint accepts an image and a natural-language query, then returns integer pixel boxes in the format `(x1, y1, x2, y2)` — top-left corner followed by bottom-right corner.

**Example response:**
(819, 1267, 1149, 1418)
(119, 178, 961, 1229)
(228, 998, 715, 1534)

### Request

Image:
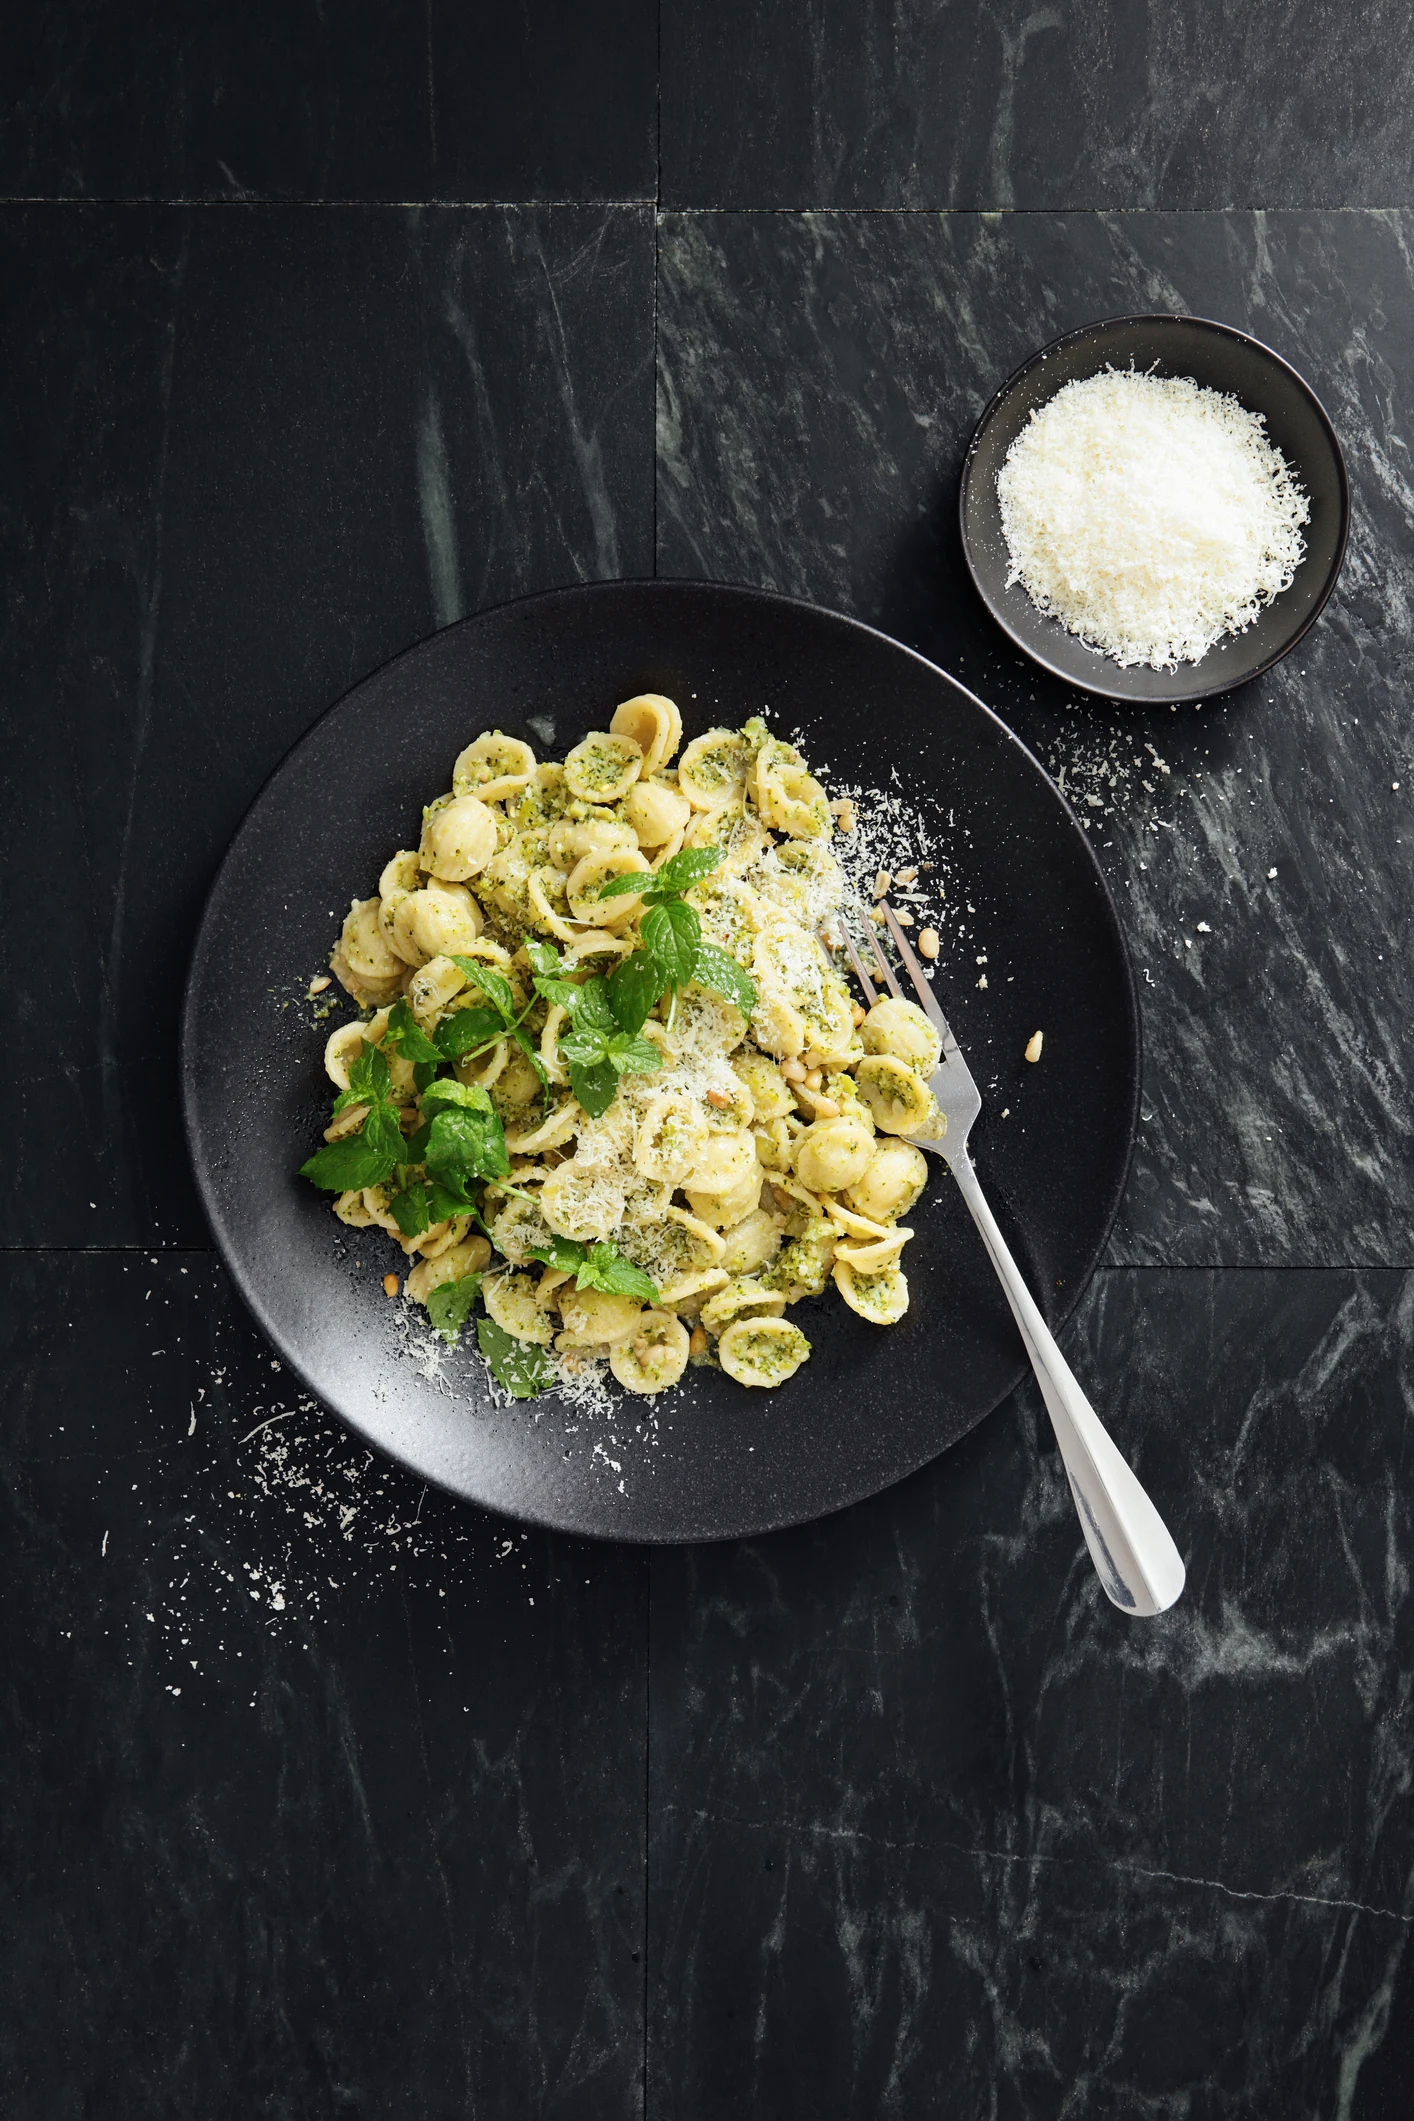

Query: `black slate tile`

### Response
(646, 1267, 1414, 2118)
(661, 0, 1414, 209)
(0, 202, 654, 1246)
(657, 208, 1414, 1267)
(2, 1, 656, 203)
(0, 1249, 647, 2118)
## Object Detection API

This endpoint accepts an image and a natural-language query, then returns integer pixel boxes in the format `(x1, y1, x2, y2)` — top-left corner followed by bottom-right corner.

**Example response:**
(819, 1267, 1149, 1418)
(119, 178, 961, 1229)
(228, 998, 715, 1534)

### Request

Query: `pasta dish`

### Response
(300, 697, 945, 1398)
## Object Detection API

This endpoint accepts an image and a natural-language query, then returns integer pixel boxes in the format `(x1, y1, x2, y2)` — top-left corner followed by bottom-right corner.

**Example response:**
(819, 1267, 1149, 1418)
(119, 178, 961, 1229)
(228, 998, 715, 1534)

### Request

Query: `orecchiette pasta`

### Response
(419, 793, 500, 881)
(314, 706, 943, 1397)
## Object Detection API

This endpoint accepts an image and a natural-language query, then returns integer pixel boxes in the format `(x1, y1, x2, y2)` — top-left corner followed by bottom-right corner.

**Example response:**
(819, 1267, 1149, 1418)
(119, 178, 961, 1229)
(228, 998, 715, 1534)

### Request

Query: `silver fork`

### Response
(838, 904, 1185, 1617)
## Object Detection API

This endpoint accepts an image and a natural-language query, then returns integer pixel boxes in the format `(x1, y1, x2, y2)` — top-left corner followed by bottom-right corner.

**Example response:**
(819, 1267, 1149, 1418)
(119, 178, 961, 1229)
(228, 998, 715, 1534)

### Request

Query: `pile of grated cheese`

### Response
(996, 367, 1310, 671)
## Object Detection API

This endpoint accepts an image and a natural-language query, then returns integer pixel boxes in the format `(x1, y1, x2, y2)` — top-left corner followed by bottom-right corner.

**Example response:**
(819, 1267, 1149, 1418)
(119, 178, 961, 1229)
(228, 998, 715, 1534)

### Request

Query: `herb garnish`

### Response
(598, 846, 757, 1034)
(525, 1234, 659, 1304)
(298, 1043, 408, 1192)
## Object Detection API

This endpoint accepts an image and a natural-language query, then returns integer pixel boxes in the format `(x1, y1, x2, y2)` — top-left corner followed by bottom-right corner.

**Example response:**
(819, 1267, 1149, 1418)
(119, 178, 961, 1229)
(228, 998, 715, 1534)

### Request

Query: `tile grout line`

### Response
(0, 196, 1406, 214)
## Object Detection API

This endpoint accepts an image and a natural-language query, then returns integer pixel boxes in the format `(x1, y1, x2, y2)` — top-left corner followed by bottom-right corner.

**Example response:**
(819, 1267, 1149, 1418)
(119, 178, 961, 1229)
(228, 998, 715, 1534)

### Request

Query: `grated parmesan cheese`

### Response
(996, 368, 1310, 671)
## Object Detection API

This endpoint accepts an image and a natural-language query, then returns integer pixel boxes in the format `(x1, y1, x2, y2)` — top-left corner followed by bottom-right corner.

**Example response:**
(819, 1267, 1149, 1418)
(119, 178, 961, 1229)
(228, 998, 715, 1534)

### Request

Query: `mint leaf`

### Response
(413, 1059, 438, 1093)
(389, 1181, 433, 1238)
(606, 949, 665, 1035)
(477, 1315, 555, 1398)
(426, 1273, 483, 1345)
(425, 1104, 510, 1198)
(570, 978, 616, 1036)
(557, 978, 658, 1116)
(420, 1077, 495, 1118)
(642, 900, 701, 987)
(607, 1032, 662, 1078)
(527, 942, 584, 1013)
(579, 1244, 659, 1302)
(595, 867, 653, 902)
(693, 942, 757, 1016)
(299, 1127, 402, 1192)
(450, 957, 518, 1026)
(350, 1041, 392, 1100)
(567, 1056, 619, 1118)
(383, 1000, 441, 1065)
(361, 1103, 407, 1164)
(527, 1235, 659, 1303)
(331, 1039, 391, 1116)
(534, 973, 585, 1013)
(645, 845, 722, 898)
(388, 1180, 465, 1239)
(434, 1005, 506, 1060)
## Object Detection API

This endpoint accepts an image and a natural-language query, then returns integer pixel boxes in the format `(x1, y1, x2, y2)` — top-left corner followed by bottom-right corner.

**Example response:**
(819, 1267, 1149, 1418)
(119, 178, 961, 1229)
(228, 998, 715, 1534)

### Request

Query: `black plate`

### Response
(182, 580, 1139, 1543)
(959, 314, 1350, 704)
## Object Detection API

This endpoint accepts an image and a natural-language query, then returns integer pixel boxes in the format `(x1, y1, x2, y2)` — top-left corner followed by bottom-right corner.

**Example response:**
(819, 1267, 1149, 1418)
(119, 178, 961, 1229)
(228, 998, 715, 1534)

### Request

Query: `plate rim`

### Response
(180, 575, 1143, 1541)
(958, 310, 1352, 705)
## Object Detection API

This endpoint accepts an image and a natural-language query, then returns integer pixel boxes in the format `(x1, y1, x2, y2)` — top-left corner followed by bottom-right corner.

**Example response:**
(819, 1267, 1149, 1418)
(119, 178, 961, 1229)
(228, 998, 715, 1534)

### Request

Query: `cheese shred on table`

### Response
(996, 368, 1310, 671)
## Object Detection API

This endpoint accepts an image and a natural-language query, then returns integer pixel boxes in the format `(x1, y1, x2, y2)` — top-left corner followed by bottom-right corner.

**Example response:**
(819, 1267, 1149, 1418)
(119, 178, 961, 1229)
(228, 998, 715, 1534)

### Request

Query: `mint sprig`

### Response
(597, 844, 758, 1039)
(525, 1235, 659, 1304)
(419, 1079, 512, 1204)
(548, 974, 663, 1117)
(300, 1042, 407, 1192)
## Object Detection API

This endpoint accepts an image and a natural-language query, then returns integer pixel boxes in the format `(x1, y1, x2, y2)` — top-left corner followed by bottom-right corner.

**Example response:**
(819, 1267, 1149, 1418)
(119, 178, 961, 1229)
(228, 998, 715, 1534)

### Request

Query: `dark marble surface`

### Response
(657, 207, 1414, 1269)
(648, 1268, 1414, 2117)
(0, 202, 653, 1248)
(1, 1, 657, 203)
(5, 9, 1414, 2118)
(0, 1251, 647, 2118)
(661, 0, 1414, 210)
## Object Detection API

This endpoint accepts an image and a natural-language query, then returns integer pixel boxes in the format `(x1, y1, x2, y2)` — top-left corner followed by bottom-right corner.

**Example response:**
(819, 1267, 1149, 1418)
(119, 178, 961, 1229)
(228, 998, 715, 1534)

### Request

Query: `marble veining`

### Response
(657, 207, 1414, 1268)
(0, 203, 655, 1248)
(647, 1269, 1414, 2117)
(662, 0, 1414, 211)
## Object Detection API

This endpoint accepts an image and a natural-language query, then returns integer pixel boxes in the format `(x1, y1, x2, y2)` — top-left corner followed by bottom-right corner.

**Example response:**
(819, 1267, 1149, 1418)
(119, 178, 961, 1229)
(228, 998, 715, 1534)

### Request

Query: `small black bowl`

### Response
(959, 314, 1349, 704)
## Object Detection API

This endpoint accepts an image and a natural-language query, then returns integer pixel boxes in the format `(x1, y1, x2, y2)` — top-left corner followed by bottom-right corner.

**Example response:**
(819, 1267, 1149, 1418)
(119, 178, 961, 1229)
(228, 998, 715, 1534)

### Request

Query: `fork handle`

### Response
(948, 1153, 1185, 1617)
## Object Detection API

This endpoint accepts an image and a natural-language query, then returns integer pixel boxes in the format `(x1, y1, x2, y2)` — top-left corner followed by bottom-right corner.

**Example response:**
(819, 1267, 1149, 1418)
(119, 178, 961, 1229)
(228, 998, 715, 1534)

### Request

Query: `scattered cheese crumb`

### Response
(1267, 867, 1278, 879)
(918, 928, 939, 960)
(1197, 920, 1212, 933)
(1025, 1031, 1044, 1063)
